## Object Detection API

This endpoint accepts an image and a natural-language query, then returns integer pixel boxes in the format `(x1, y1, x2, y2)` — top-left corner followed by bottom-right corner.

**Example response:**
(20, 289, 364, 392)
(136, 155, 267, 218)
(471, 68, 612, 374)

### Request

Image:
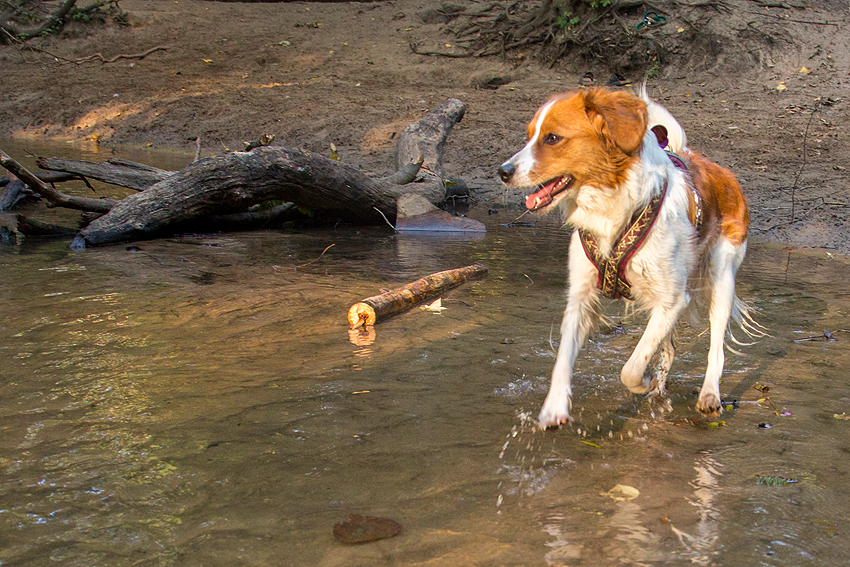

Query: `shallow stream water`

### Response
(2, 145, 850, 566)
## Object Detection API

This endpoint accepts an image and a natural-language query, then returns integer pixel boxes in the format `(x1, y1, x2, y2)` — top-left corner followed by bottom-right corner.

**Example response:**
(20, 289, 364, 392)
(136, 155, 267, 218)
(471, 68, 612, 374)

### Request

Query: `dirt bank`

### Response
(1, 0, 848, 251)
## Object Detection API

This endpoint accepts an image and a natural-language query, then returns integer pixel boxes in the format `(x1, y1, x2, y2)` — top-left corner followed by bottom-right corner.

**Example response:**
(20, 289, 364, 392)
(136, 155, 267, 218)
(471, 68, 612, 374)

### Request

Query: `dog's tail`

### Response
(638, 80, 688, 154)
(727, 295, 769, 354)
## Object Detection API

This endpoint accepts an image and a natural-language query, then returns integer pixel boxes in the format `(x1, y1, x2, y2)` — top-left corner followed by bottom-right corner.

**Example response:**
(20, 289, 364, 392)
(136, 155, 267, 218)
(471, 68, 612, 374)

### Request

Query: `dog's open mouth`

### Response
(525, 175, 574, 211)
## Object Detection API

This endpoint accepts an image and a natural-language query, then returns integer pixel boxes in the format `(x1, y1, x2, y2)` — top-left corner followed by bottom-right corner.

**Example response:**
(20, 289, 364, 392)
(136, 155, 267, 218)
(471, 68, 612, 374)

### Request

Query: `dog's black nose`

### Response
(498, 162, 515, 183)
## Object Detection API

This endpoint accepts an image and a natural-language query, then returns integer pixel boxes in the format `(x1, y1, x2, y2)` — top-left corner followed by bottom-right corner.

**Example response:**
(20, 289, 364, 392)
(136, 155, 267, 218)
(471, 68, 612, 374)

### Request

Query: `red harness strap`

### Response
(579, 180, 668, 300)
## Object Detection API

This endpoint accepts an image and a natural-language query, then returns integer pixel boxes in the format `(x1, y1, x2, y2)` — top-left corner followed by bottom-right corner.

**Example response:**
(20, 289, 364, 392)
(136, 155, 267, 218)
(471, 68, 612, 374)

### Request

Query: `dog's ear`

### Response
(584, 89, 648, 155)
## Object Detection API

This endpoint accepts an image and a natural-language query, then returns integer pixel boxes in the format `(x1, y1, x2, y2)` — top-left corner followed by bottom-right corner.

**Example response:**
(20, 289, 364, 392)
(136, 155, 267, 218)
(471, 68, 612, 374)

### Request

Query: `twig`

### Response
(295, 243, 335, 269)
(409, 42, 475, 58)
(194, 138, 201, 162)
(790, 105, 819, 223)
(373, 206, 396, 230)
(32, 45, 169, 66)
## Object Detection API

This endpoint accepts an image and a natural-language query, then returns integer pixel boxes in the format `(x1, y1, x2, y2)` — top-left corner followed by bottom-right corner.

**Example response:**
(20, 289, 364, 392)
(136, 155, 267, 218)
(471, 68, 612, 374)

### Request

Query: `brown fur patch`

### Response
(683, 151, 749, 245)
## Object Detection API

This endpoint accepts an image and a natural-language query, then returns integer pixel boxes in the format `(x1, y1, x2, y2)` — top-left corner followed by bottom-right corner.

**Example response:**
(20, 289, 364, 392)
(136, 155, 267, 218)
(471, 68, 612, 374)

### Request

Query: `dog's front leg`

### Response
(539, 236, 599, 429)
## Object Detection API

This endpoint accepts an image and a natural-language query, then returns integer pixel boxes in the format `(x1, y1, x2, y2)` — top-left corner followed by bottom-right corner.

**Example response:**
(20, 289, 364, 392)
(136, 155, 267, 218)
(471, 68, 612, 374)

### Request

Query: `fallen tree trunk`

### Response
(72, 146, 438, 248)
(347, 263, 488, 328)
(24, 98, 464, 248)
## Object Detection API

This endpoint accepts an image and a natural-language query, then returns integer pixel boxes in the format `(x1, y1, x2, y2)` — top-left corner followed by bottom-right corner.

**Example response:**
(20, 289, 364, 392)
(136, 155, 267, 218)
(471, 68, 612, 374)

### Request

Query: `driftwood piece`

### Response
(0, 150, 114, 213)
(67, 98, 465, 248)
(16, 214, 78, 237)
(347, 263, 488, 328)
(37, 157, 172, 191)
(395, 98, 465, 181)
(1, 98, 466, 248)
(0, 179, 40, 210)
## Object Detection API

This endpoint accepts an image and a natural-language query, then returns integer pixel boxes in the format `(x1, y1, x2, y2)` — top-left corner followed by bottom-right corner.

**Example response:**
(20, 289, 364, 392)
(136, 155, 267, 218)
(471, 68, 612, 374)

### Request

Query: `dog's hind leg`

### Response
(621, 297, 687, 395)
(697, 238, 745, 414)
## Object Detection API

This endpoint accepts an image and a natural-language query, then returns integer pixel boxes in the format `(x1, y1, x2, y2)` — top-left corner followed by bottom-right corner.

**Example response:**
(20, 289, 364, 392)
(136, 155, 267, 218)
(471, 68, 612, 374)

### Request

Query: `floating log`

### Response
(347, 263, 488, 328)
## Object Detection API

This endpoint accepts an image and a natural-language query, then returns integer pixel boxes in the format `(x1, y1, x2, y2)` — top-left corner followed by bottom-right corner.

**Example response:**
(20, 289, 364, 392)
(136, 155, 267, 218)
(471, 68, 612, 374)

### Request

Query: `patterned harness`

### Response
(578, 149, 701, 300)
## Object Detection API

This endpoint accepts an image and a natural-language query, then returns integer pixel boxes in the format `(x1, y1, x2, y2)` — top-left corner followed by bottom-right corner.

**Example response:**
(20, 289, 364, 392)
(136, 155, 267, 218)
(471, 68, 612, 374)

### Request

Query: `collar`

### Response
(579, 180, 668, 300)
(665, 150, 703, 240)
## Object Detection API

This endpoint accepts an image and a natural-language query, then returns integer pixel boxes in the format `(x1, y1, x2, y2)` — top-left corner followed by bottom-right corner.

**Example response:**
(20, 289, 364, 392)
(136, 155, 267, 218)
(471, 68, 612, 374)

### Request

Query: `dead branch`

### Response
(348, 264, 488, 328)
(0, 150, 113, 213)
(16, 214, 78, 237)
(1, 171, 79, 188)
(37, 156, 172, 190)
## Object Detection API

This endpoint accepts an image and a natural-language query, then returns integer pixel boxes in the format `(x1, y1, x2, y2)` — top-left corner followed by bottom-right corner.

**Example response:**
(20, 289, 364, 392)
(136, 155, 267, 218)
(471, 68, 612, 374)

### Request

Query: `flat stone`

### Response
(395, 193, 485, 234)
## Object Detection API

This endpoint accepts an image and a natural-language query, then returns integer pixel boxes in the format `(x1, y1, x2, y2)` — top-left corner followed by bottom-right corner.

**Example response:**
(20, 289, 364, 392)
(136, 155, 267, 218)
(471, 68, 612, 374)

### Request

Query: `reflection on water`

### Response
(2, 206, 850, 565)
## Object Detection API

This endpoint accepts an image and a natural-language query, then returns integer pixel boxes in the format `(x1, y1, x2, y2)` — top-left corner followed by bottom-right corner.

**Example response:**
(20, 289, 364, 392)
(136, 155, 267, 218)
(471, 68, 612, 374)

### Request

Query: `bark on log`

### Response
(36, 157, 172, 191)
(347, 263, 488, 328)
(68, 98, 465, 248)
(395, 98, 465, 180)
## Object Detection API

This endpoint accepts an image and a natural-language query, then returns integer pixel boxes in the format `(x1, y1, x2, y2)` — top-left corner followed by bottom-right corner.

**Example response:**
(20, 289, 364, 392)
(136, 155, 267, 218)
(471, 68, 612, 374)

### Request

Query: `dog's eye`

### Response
(543, 133, 562, 146)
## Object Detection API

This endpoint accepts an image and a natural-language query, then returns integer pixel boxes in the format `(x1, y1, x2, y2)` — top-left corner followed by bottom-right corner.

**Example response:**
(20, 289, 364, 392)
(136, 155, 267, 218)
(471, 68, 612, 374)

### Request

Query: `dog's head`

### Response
(498, 88, 648, 214)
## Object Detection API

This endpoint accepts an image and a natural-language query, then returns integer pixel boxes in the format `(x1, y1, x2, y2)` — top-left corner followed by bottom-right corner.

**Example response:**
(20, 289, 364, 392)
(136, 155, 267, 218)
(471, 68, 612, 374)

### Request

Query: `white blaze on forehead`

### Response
(502, 98, 559, 183)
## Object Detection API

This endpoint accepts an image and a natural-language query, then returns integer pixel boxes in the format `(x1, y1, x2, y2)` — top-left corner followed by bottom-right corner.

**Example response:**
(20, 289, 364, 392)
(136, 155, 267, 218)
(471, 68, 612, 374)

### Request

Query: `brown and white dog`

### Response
(498, 85, 759, 429)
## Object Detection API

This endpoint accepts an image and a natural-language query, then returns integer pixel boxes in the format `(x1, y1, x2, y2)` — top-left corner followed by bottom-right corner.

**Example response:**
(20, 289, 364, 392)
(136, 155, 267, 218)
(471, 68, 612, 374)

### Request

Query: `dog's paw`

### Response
(538, 402, 572, 430)
(627, 375, 654, 395)
(696, 392, 723, 416)
(647, 380, 666, 399)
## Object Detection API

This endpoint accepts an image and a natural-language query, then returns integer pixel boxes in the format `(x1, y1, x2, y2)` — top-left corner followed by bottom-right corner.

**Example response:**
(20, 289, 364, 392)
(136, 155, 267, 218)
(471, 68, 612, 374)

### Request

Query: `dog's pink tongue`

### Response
(526, 179, 561, 210)
(526, 188, 553, 211)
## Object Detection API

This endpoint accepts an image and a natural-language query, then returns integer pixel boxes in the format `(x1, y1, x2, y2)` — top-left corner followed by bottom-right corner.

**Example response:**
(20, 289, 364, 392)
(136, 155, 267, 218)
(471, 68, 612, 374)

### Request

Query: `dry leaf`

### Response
(776, 82, 787, 91)
(604, 484, 640, 501)
(421, 298, 447, 313)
